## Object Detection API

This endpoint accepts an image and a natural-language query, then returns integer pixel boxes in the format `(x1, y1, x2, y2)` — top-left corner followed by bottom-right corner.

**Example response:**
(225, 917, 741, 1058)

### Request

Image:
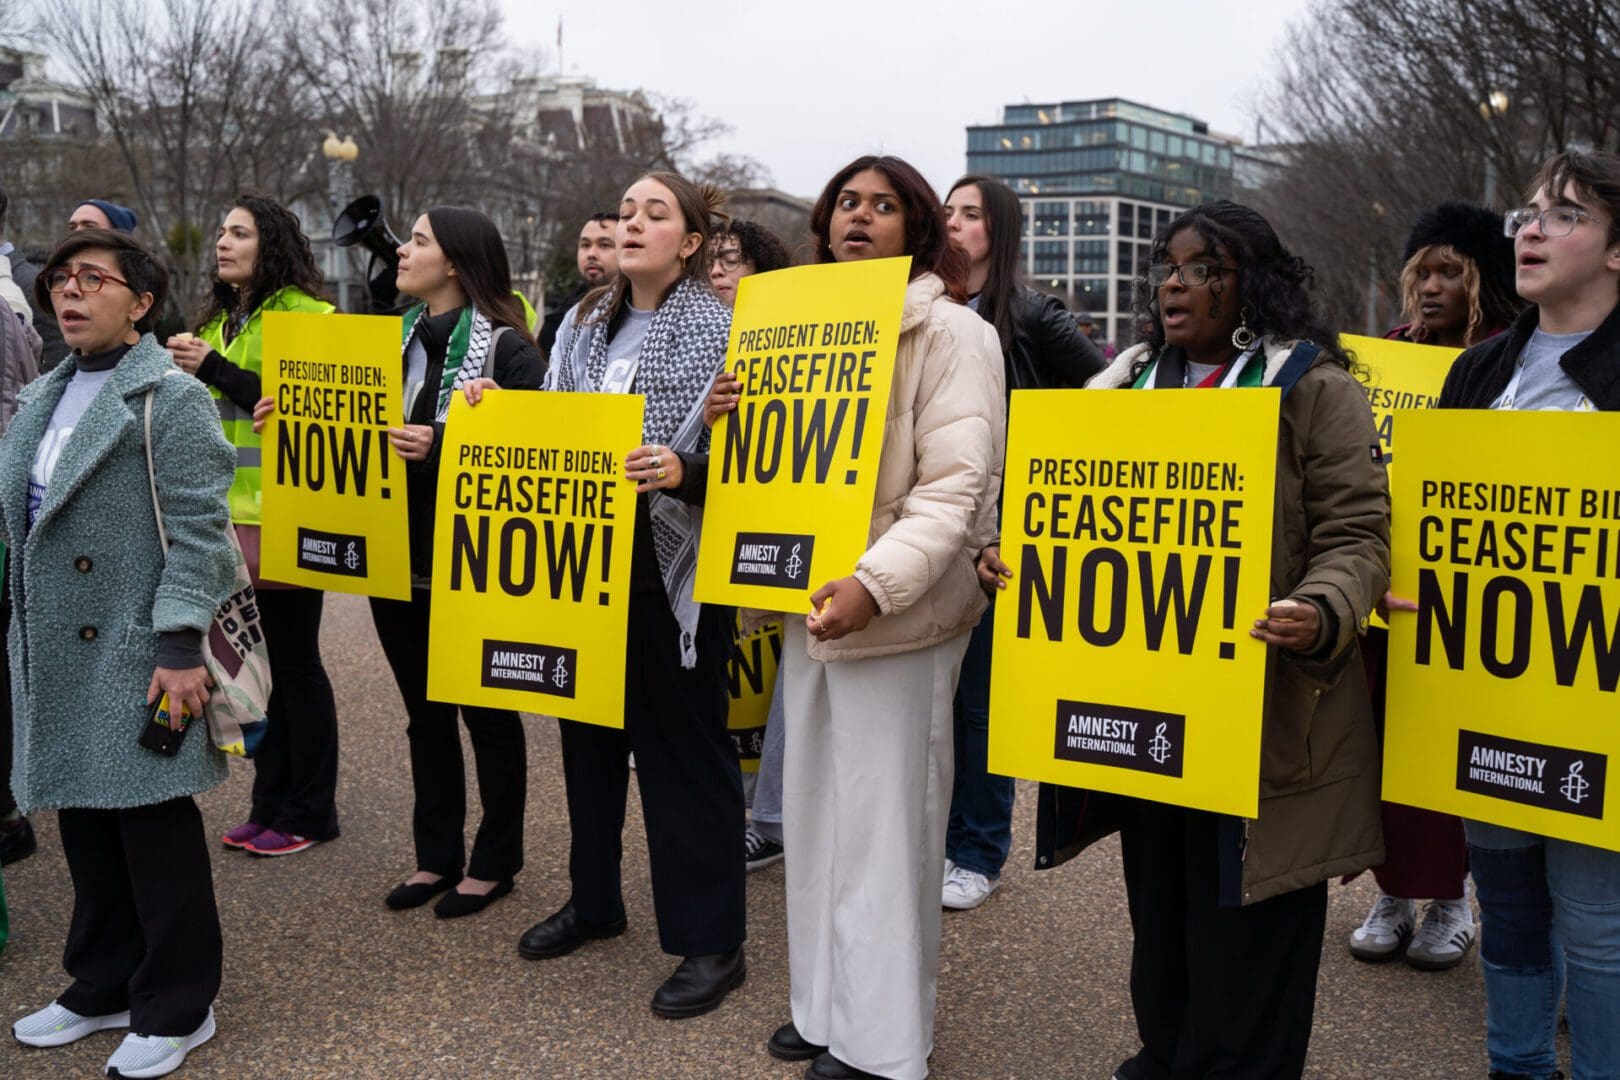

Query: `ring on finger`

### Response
(656, 467, 666, 480)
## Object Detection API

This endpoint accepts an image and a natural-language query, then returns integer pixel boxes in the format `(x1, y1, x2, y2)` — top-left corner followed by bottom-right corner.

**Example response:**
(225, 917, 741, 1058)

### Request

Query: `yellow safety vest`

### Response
(199, 287, 335, 525)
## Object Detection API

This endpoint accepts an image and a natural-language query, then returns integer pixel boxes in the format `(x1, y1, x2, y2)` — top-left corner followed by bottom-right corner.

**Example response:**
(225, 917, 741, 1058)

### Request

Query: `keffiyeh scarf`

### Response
(401, 303, 498, 420)
(549, 277, 732, 667)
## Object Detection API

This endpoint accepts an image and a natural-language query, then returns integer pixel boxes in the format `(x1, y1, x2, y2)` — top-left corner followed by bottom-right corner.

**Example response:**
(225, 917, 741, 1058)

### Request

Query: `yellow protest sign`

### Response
(426, 391, 642, 727)
(694, 257, 910, 609)
(260, 311, 410, 598)
(727, 617, 782, 773)
(988, 389, 1280, 817)
(1343, 334, 1458, 465)
(1383, 409, 1620, 851)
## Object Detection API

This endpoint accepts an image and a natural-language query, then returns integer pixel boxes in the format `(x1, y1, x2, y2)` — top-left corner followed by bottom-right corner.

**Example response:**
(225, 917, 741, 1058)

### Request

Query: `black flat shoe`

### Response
(768, 1021, 827, 1062)
(0, 815, 36, 866)
(384, 873, 461, 911)
(434, 877, 514, 919)
(517, 901, 628, 959)
(806, 1052, 883, 1080)
(650, 947, 746, 1018)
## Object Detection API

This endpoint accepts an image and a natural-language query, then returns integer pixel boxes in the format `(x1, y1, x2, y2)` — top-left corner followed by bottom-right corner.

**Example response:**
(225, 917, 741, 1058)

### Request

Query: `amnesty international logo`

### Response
(296, 526, 368, 578)
(729, 531, 816, 588)
(480, 639, 578, 700)
(1053, 700, 1186, 778)
(1562, 761, 1591, 806)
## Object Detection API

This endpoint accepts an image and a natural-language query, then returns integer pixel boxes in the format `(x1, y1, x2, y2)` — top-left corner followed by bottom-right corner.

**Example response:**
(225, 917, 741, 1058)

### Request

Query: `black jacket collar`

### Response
(1442, 301, 1620, 410)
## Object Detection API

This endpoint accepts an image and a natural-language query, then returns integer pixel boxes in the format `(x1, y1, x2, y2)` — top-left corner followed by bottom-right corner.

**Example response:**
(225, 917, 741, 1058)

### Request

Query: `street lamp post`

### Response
(1479, 91, 1510, 208)
(322, 133, 360, 311)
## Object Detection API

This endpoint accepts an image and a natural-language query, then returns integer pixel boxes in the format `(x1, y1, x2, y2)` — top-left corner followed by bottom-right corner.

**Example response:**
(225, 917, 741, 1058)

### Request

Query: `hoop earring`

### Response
(1231, 307, 1256, 350)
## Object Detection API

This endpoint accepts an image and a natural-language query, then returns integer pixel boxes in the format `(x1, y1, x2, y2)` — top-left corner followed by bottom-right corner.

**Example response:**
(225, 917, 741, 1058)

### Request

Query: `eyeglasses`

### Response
(713, 248, 747, 271)
(44, 266, 132, 294)
(1145, 262, 1236, 288)
(1504, 206, 1603, 238)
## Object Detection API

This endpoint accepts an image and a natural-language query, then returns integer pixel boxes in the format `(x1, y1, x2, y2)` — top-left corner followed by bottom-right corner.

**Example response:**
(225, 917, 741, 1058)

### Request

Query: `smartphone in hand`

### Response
(138, 691, 191, 756)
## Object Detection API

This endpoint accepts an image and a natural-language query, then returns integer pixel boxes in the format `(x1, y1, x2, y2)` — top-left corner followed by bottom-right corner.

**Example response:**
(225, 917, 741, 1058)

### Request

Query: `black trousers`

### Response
(370, 590, 526, 881)
(560, 591, 745, 957)
(56, 798, 221, 1037)
(1117, 799, 1327, 1080)
(249, 587, 340, 839)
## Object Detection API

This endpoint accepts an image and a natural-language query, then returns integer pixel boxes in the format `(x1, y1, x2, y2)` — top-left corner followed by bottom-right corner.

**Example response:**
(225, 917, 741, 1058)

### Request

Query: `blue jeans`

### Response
(945, 609, 1013, 878)
(1466, 820, 1620, 1080)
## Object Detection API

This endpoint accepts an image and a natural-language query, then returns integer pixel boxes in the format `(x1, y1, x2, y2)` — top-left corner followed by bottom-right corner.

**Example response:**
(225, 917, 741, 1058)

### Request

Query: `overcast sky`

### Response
(497, 0, 1314, 199)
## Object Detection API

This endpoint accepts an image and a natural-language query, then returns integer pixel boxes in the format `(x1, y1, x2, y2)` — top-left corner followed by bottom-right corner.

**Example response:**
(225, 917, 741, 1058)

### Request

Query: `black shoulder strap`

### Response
(1271, 342, 1322, 399)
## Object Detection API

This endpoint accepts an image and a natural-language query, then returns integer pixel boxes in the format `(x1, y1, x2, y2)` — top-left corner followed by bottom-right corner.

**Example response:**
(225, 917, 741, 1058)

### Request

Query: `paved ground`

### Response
(0, 593, 1491, 1079)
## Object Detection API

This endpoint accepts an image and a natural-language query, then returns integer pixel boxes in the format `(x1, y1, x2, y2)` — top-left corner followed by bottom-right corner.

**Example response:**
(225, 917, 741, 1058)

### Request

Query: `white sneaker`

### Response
(941, 864, 999, 910)
(103, 1008, 215, 1078)
(13, 1001, 130, 1048)
(1348, 893, 1415, 961)
(1407, 894, 1477, 970)
(942, 856, 957, 886)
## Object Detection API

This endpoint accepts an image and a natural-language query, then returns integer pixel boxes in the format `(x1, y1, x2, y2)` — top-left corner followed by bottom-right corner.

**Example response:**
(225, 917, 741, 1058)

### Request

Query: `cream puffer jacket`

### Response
(800, 272, 1005, 662)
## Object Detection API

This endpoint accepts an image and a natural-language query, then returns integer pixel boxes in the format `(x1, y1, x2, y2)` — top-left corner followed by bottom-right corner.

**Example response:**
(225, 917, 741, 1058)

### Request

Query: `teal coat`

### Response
(0, 335, 236, 811)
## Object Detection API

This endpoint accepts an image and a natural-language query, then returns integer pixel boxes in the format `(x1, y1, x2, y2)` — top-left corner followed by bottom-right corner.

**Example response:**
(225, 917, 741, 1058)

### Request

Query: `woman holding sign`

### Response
(938, 174, 1104, 911)
(472, 171, 750, 1020)
(252, 208, 546, 915)
(755, 154, 1004, 1080)
(1045, 201, 1389, 1080)
(1433, 149, 1620, 1080)
(170, 194, 343, 859)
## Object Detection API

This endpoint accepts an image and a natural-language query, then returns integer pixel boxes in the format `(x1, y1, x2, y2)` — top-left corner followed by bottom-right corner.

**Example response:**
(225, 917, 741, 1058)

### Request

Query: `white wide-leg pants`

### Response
(782, 621, 971, 1080)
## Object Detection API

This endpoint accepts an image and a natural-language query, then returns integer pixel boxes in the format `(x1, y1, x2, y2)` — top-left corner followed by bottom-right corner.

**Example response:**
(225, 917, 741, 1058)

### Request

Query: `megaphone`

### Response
(333, 194, 405, 313)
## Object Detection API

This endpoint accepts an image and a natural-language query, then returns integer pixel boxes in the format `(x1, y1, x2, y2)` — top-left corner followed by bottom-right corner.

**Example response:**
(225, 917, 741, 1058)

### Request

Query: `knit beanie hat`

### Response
(78, 199, 139, 235)
(1401, 202, 1515, 303)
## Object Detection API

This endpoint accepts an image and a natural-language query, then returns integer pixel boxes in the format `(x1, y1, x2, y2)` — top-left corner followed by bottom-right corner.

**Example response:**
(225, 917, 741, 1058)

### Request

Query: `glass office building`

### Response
(965, 99, 1237, 347)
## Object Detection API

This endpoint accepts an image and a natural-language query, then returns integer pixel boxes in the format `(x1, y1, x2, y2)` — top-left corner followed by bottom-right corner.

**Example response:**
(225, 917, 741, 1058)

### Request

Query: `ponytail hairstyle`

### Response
(810, 154, 968, 302)
(1129, 200, 1351, 382)
(195, 193, 329, 333)
(583, 170, 728, 327)
(423, 205, 535, 346)
(947, 173, 1024, 353)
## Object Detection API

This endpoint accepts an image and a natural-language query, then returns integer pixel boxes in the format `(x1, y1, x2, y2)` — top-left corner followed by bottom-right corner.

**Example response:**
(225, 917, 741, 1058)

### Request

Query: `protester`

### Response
(717, 154, 1004, 1080)
(1387, 201, 1521, 350)
(1349, 200, 1520, 969)
(1034, 201, 1389, 1080)
(538, 211, 618, 355)
(259, 207, 544, 916)
(708, 219, 792, 307)
(68, 200, 140, 235)
(7, 227, 237, 1077)
(703, 217, 794, 872)
(483, 171, 748, 1021)
(939, 174, 1102, 910)
(168, 195, 343, 859)
(1431, 148, 1620, 1080)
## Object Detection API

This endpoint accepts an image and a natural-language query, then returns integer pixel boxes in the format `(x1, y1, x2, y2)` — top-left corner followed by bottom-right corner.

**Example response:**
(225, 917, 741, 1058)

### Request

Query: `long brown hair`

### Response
(948, 174, 1023, 352)
(423, 206, 534, 346)
(582, 170, 728, 327)
(809, 155, 968, 301)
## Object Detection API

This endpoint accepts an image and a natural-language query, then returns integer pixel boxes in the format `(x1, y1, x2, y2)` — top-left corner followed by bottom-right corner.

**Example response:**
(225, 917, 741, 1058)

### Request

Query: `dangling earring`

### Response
(124, 317, 139, 346)
(1231, 306, 1256, 350)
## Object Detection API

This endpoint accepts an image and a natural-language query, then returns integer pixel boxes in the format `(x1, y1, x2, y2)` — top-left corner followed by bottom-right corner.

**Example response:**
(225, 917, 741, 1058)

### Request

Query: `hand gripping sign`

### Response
(427, 391, 643, 728)
(988, 388, 1279, 817)
(260, 311, 411, 598)
(1384, 409, 1620, 851)
(694, 257, 909, 609)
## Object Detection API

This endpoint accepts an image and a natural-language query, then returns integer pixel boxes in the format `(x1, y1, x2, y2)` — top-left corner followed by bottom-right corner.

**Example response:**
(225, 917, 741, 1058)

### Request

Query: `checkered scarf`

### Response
(400, 303, 496, 420)
(548, 277, 731, 666)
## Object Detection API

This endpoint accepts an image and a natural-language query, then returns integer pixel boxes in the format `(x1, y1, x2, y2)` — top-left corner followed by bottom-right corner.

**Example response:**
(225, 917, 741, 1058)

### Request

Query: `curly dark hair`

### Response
(195, 193, 329, 333)
(1129, 201, 1351, 381)
(713, 219, 793, 275)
